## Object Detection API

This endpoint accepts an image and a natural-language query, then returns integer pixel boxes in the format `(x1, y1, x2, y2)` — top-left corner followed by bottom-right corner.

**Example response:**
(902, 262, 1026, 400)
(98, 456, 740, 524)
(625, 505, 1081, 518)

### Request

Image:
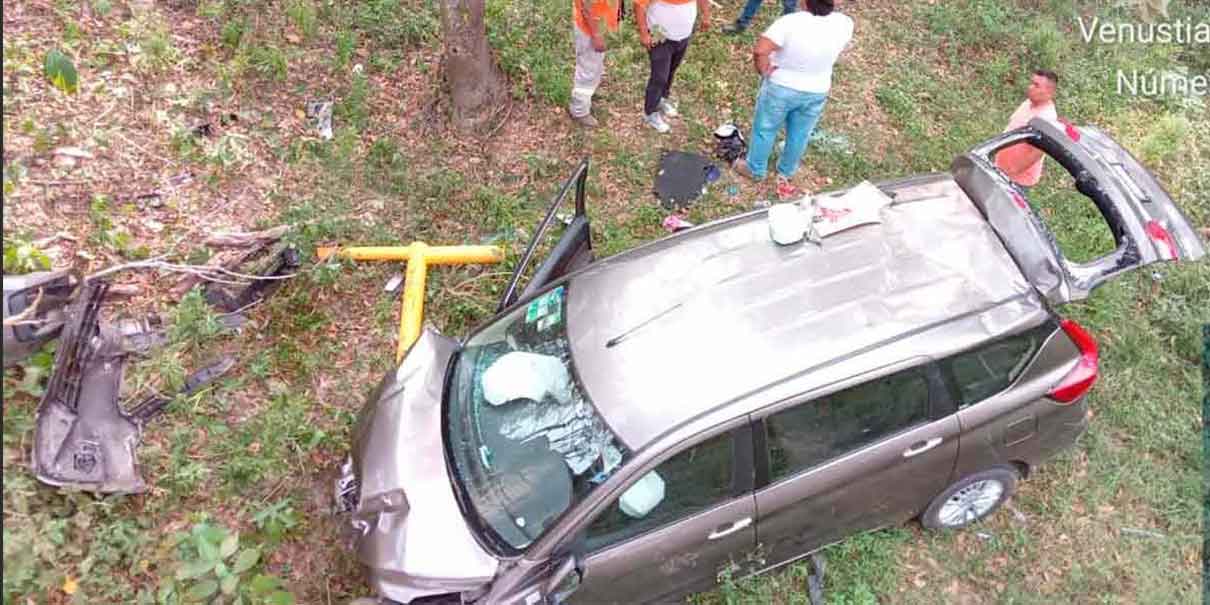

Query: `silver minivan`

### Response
(335, 119, 1205, 604)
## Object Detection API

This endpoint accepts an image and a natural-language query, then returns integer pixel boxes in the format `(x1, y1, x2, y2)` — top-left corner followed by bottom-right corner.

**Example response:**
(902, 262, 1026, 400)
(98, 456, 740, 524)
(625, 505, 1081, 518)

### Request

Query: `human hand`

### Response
(697, 13, 711, 33)
(591, 32, 606, 52)
(639, 31, 653, 49)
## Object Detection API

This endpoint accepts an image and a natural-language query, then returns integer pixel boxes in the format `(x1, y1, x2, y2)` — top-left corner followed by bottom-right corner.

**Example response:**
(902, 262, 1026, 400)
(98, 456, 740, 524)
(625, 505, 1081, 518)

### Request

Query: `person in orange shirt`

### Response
(570, 0, 622, 128)
(634, 0, 710, 133)
(995, 70, 1060, 189)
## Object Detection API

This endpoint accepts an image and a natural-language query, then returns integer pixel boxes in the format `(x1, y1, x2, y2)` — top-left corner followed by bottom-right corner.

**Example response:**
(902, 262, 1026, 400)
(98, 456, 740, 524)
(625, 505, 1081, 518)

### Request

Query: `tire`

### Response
(920, 467, 1019, 530)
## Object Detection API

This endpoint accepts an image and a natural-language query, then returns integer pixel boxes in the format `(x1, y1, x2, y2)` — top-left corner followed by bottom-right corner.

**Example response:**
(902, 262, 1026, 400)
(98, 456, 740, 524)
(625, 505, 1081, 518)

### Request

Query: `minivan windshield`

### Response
(445, 285, 629, 552)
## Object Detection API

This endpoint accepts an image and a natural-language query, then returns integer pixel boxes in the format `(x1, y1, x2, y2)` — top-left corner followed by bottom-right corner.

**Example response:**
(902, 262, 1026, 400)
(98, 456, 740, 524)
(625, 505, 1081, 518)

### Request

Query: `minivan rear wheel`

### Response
(921, 467, 1019, 530)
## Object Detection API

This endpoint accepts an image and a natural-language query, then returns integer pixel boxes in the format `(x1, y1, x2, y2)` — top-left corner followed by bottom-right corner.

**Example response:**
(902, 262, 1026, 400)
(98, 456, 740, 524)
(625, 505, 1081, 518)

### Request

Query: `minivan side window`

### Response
(584, 433, 734, 551)
(943, 324, 1052, 406)
(766, 367, 929, 482)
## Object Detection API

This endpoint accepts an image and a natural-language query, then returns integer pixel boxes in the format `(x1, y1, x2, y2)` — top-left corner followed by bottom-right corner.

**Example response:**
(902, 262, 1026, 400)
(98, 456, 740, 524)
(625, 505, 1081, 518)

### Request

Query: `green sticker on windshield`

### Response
(525, 286, 564, 326)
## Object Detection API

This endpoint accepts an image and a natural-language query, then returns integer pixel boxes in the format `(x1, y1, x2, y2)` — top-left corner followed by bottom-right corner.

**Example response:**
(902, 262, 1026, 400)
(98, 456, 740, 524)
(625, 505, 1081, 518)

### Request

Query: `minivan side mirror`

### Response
(542, 554, 582, 604)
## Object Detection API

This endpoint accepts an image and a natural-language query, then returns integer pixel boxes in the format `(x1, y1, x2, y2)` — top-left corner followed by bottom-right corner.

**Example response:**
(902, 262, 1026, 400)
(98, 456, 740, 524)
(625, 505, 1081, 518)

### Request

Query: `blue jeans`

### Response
(745, 81, 828, 179)
(736, 0, 798, 27)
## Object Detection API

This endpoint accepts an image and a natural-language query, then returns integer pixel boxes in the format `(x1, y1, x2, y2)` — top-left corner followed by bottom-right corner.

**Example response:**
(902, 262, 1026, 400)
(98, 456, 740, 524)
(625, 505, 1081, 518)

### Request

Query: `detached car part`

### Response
(2, 270, 77, 367)
(203, 245, 302, 313)
(32, 281, 234, 494)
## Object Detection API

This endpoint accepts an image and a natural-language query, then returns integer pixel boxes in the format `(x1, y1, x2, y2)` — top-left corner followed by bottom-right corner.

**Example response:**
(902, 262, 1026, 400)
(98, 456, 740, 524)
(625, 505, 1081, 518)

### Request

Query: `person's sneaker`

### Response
(776, 176, 803, 201)
(722, 22, 747, 35)
(644, 112, 671, 133)
(569, 111, 599, 129)
(658, 98, 679, 118)
(733, 158, 758, 182)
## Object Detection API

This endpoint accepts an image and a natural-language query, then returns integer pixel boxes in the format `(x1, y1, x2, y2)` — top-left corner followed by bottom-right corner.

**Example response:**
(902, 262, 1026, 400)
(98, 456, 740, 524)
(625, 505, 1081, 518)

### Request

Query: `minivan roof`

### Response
(565, 175, 1044, 449)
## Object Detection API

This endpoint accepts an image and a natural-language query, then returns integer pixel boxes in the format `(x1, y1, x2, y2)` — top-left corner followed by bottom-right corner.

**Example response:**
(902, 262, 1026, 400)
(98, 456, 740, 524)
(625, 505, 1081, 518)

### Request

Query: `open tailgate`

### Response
(953, 117, 1205, 305)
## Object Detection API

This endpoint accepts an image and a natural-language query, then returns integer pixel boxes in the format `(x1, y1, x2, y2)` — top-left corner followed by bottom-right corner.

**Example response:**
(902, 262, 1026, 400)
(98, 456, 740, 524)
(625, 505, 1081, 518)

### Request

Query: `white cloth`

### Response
(646, 1, 697, 42)
(762, 11, 854, 94)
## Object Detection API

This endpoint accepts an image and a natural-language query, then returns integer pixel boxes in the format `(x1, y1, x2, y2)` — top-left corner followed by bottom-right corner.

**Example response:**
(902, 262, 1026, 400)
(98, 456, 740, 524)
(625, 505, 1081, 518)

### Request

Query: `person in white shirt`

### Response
(636, 0, 711, 133)
(733, 0, 853, 200)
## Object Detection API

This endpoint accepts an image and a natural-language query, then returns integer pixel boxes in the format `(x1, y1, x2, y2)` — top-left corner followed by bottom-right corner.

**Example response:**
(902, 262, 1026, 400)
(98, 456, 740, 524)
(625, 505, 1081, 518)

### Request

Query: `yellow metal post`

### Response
(317, 242, 505, 363)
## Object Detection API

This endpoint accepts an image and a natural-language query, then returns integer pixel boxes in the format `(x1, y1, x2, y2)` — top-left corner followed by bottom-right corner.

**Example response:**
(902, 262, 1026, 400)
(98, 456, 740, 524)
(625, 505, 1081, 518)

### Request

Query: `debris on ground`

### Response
(1119, 527, 1166, 540)
(30, 281, 236, 494)
(383, 273, 404, 294)
(713, 123, 747, 165)
(654, 151, 718, 211)
(202, 245, 301, 313)
(305, 100, 334, 140)
(171, 223, 295, 301)
(3, 269, 78, 367)
(662, 214, 694, 233)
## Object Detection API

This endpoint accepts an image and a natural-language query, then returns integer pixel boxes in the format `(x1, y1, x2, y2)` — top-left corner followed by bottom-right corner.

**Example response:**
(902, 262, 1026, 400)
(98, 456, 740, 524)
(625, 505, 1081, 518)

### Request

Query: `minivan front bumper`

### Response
(344, 327, 499, 603)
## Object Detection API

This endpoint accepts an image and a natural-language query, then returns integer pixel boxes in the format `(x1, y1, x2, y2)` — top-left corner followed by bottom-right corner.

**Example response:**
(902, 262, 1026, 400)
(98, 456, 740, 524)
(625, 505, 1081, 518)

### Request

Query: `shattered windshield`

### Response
(446, 285, 628, 551)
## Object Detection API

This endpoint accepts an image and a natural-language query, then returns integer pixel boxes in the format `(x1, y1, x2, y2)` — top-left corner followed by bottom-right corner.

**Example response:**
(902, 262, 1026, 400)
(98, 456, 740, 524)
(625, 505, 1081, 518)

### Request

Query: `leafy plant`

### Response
(2, 237, 52, 274)
(285, 0, 318, 40)
(251, 499, 300, 544)
(44, 49, 79, 94)
(152, 521, 295, 605)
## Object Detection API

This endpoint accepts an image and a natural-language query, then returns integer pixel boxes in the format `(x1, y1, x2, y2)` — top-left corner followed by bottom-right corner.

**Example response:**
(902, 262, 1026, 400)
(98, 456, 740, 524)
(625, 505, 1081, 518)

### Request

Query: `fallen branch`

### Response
(203, 225, 290, 248)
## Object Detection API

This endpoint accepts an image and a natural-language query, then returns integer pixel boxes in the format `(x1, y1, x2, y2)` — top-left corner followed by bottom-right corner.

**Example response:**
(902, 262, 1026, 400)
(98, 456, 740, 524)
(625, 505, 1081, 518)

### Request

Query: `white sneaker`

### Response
(658, 98, 679, 118)
(644, 112, 671, 133)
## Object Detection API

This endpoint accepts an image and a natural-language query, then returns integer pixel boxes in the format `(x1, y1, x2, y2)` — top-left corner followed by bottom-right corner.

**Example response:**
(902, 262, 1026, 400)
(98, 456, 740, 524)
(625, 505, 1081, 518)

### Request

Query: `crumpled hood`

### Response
(350, 327, 499, 603)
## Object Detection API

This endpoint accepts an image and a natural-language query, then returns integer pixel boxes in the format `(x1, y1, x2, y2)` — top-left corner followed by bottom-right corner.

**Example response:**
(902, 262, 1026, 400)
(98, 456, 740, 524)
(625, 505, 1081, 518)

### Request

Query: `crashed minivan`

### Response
(335, 118, 1205, 604)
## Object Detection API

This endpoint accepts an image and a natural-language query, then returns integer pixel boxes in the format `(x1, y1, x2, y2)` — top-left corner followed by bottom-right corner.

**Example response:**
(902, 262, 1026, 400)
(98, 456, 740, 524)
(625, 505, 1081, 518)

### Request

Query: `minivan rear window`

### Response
(943, 323, 1055, 406)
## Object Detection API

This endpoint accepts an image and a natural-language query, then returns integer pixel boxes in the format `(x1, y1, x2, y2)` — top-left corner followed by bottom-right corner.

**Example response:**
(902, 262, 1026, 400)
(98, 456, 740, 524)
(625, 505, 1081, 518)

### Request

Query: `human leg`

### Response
(569, 28, 606, 120)
(645, 40, 675, 116)
(776, 92, 827, 178)
(661, 37, 690, 102)
(734, 0, 764, 29)
(744, 82, 792, 179)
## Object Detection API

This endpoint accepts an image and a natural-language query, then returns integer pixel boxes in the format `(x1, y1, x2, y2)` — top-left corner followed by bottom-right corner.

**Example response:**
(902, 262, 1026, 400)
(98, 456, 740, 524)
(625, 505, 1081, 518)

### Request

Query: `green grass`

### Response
(2, 0, 1207, 602)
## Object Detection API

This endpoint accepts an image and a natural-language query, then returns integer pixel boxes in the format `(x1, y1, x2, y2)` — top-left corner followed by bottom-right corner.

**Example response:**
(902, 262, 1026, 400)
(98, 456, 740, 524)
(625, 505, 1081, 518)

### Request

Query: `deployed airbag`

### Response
(481, 351, 572, 406)
(620, 471, 665, 518)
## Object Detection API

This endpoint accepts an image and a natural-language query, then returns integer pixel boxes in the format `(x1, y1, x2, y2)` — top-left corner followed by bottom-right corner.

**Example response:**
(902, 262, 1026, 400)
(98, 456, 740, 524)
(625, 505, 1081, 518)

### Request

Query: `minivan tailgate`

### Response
(954, 118, 1205, 304)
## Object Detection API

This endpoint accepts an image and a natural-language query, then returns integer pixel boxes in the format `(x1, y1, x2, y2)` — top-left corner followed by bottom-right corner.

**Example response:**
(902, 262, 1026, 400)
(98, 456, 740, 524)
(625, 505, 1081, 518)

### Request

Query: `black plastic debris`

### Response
(192, 122, 214, 138)
(203, 245, 301, 313)
(713, 123, 747, 165)
(654, 151, 718, 211)
(125, 357, 236, 423)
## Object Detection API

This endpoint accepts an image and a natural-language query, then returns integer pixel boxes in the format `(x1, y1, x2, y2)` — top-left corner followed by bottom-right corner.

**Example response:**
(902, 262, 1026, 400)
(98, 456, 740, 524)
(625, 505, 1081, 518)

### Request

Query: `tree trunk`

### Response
(439, 0, 509, 133)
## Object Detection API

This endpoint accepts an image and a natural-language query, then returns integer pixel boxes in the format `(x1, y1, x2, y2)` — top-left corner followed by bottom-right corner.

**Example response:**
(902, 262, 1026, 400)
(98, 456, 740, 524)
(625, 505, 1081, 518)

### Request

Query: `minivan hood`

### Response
(350, 327, 499, 603)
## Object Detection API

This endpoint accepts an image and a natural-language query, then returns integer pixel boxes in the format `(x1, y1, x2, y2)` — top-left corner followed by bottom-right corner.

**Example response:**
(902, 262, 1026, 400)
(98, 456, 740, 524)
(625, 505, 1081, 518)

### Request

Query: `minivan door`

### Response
(497, 159, 595, 313)
(953, 117, 1205, 305)
(563, 429, 756, 604)
(751, 362, 960, 570)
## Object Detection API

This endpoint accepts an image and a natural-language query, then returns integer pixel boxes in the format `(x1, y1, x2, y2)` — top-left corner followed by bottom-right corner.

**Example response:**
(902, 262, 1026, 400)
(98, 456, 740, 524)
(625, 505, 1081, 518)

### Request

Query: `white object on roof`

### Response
(767, 203, 807, 245)
(619, 471, 665, 518)
(807, 180, 894, 237)
(481, 351, 572, 406)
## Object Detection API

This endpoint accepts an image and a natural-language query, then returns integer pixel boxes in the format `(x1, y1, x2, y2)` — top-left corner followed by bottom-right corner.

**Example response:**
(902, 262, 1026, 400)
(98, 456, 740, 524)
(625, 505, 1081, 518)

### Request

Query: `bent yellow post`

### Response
(316, 243, 505, 363)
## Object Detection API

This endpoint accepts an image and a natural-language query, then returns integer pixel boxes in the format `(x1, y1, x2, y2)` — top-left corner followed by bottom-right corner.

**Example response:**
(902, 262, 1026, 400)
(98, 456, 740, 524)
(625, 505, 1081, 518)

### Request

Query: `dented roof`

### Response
(565, 175, 1044, 450)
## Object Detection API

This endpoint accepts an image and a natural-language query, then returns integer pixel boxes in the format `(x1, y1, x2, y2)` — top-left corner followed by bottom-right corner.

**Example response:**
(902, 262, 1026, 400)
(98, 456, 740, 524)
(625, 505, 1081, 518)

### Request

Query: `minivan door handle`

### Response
(707, 517, 752, 540)
(902, 437, 944, 458)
